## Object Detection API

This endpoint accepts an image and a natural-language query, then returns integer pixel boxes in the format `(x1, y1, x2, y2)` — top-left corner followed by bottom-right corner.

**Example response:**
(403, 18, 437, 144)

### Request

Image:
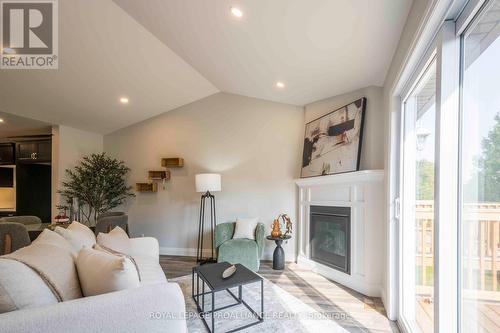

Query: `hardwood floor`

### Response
(160, 256, 399, 333)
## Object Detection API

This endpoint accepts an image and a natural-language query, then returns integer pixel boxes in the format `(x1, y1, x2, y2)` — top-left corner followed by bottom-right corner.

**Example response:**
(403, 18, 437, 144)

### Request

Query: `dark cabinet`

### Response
(0, 144, 15, 165)
(16, 140, 51, 163)
(16, 163, 51, 223)
(37, 141, 52, 161)
(17, 142, 37, 160)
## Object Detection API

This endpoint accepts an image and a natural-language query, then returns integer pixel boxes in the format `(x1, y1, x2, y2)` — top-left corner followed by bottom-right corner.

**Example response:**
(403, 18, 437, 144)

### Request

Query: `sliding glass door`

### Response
(460, 1, 500, 331)
(396, 0, 500, 333)
(401, 57, 436, 333)
(397, 1, 500, 332)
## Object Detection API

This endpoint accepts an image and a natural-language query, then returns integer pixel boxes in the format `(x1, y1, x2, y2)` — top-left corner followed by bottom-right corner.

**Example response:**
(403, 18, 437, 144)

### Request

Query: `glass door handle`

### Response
(394, 197, 401, 220)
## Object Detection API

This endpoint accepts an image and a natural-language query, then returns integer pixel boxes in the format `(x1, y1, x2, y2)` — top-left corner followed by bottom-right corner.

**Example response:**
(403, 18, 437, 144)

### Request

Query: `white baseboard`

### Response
(159, 247, 199, 256)
(160, 247, 294, 263)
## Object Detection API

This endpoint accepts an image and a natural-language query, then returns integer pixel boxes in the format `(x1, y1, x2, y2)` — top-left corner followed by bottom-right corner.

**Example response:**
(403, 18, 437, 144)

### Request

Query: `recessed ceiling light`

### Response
(276, 81, 285, 89)
(120, 97, 129, 104)
(0, 118, 4, 123)
(230, 7, 243, 18)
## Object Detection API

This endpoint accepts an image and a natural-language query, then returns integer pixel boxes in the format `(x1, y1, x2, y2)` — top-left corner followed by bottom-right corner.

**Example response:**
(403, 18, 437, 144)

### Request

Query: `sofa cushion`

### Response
(55, 221, 96, 253)
(93, 244, 166, 285)
(217, 238, 259, 271)
(129, 237, 160, 259)
(32, 229, 77, 258)
(0, 259, 58, 314)
(96, 226, 131, 254)
(4, 243, 82, 302)
(133, 256, 167, 285)
(76, 248, 140, 297)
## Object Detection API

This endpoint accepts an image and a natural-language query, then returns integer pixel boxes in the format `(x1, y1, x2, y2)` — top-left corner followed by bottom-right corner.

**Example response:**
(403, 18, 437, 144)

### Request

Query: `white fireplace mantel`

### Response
(294, 170, 384, 187)
(294, 170, 385, 297)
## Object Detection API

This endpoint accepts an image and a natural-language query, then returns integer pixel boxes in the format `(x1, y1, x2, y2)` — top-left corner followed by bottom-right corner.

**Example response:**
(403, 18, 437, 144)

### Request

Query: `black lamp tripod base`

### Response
(197, 191, 217, 264)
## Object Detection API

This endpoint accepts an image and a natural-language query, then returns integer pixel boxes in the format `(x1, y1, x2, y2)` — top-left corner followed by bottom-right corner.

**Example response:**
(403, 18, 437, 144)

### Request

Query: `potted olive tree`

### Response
(58, 153, 135, 225)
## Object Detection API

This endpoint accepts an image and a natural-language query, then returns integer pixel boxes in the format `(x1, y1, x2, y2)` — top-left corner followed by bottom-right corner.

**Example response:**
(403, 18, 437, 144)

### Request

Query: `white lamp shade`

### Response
(195, 173, 221, 193)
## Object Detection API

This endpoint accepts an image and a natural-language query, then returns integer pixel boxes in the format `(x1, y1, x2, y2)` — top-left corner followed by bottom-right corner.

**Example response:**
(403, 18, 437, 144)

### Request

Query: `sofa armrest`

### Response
(255, 223, 266, 258)
(129, 237, 159, 260)
(215, 222, 235, 248)
(0, 283, 186, 333)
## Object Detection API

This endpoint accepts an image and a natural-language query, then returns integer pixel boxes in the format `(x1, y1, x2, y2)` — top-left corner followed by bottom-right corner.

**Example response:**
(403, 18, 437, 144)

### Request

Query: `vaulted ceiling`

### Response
(0, 0, 412, 134)
(0, 111, 51, 139)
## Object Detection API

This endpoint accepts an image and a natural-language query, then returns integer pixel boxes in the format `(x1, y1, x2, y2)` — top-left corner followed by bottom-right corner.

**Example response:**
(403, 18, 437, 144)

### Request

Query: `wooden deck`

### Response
(414, 201, 500, 332)
(416, 289, 500, 333)
(160, 255, 399, 333)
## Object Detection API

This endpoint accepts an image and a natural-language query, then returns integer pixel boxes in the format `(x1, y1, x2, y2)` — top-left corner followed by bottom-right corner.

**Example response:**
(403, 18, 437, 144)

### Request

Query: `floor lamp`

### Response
(195, 173, 221, 264)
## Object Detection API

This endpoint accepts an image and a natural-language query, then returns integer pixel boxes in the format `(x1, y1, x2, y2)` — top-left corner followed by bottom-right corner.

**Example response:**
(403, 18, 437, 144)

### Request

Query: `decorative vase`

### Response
(271, 219, 282, 238)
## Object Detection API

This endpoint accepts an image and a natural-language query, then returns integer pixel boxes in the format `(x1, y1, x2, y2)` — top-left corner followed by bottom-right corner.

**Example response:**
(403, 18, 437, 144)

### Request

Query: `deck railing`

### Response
(415, 201, 500, 293)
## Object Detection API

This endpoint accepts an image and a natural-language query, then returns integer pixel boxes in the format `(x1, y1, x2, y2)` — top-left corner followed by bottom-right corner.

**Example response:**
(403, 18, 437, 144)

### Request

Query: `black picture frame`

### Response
(301, 97, 366, 178)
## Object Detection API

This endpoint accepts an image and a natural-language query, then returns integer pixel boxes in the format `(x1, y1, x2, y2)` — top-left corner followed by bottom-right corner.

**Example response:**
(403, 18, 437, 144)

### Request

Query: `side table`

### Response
(266, 235, 291, 270)
(192, 262, 264, 332)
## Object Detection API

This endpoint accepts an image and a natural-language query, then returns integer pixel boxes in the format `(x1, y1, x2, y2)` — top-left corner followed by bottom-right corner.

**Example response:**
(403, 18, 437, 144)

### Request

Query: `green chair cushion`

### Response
(217, 238, 259, 272)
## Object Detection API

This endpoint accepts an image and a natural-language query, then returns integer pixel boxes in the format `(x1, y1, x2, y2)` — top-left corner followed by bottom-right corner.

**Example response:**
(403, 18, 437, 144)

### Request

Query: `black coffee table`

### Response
(192, 262, 264, 333)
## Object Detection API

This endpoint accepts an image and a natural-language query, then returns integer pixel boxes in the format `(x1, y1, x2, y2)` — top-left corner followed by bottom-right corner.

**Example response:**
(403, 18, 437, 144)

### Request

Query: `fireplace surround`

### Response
(295, 170, 384, 297)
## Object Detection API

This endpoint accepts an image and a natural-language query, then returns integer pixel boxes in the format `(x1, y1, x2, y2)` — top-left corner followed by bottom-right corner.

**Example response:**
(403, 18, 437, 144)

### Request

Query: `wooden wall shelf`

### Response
(148, 170, 170, 180)
(136, 157, 183, 193)
(136, 183, 158, 192)
(161, 157, 184, 168)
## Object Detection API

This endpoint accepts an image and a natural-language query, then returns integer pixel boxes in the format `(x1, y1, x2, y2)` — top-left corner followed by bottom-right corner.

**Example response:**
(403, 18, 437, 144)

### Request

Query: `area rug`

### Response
(171, 275, 350, 332)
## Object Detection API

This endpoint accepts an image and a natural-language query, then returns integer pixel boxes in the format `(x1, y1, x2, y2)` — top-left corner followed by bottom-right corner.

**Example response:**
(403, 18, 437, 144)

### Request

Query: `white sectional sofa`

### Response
(0, 232, 187, 333)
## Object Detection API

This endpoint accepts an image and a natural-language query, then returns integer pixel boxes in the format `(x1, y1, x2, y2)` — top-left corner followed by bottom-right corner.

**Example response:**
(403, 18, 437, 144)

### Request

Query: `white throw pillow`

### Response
(0, 259, 58, 314)
(76, 248, 140, 297)
(54, 221, 96, 253)
(96, 226, 131, 255)
(232, 217, 259, 240)
(32, 229, 77, 258)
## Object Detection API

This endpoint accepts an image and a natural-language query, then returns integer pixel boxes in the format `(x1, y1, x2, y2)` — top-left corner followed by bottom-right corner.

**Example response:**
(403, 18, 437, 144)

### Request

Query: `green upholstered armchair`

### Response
(215, 222, 265, 272)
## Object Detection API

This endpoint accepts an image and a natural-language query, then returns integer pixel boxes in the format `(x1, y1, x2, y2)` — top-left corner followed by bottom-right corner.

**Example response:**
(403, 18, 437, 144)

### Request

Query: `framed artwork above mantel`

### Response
(301, 97, 366, 178)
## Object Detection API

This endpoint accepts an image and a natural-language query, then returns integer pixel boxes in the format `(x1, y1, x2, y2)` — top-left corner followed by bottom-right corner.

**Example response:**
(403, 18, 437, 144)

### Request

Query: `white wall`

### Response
(304, 86, 384, 170)
(51, 125, 103, 219)
(104, 92, 304, 260)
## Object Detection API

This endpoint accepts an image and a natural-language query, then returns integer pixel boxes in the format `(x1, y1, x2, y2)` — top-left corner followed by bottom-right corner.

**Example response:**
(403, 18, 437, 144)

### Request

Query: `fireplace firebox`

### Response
(309, 206, 351, 274)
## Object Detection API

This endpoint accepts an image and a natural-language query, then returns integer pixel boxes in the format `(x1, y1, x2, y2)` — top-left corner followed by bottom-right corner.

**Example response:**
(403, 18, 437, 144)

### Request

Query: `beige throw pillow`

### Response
(0, 259, 59, 314)
(232, 217, 259, 240)
(76, 248, 140, 297)
(96, 226, 131, 255)
(32, 229, 77, 258)
(54, 221, 96, 253)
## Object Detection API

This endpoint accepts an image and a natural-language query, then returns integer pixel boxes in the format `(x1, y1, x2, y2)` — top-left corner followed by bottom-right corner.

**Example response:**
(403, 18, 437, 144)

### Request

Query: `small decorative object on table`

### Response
(54, 209, 70, 224)
(222, 264, 236, 279)
(281, 213, 292, 236)
(271, 213, 292, 238)
(271, 219, 282, 238)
